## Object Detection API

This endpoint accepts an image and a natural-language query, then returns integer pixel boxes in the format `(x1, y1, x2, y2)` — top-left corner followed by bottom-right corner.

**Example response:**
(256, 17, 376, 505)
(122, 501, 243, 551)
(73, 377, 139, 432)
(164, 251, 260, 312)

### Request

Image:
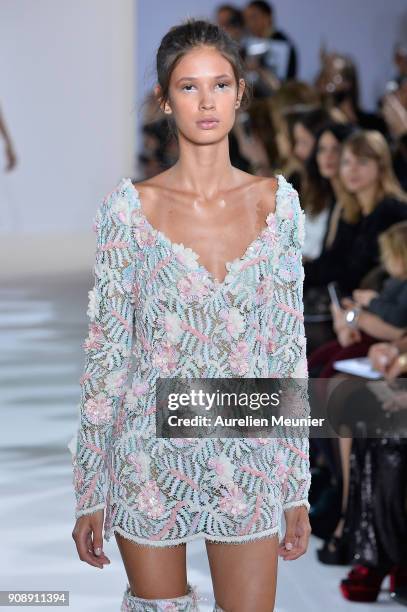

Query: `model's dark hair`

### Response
(156, 18, 251, 111)
(247, 1, 273, 17)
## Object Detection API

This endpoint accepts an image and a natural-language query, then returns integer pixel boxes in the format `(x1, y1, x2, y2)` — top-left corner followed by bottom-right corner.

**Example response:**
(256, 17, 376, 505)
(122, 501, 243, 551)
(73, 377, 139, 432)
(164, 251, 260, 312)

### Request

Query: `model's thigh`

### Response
(205, 535, 279, 612)
(115, 533, 187, 598)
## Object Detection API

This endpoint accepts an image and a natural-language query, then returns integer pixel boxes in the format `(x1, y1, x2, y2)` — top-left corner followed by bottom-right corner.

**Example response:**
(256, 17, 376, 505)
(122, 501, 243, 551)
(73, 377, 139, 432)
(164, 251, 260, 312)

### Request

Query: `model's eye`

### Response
(182, 84, 195, 92)
(216, 82, 229, 89)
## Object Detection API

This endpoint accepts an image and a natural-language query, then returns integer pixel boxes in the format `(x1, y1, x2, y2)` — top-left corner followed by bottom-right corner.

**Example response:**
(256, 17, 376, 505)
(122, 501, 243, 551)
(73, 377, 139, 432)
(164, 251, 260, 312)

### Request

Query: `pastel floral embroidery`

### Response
(297, 207, 306, 246)
(177, 271, 211, 302)
(83, 323, 104, 351)
(163, 311, 184, 344)
(112, 196, 132, 225)
(255, 276, 274, 304)
(219, 307, 245, 339)
(135, 480, 165, 518)
(229, 340, 250, 375)
(219, 483, 248, 516)
(86, 288, 99, 321)
(278, 193, 295, 219)
(105, 369, 129, 395)
(208, 454, 236, 487)
(84, 393, 113, 425)
(172, 243, 200, 270)
(133, 216, 157, 247)
(152, 341, 179, 374)
(127, 450, 150, 481)
(277, 249, 301, 282)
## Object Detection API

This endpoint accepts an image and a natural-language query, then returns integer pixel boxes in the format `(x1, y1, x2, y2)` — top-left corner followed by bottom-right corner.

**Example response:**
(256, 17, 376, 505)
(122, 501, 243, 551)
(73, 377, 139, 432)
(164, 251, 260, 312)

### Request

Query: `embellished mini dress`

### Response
(69, 174, 312, 547)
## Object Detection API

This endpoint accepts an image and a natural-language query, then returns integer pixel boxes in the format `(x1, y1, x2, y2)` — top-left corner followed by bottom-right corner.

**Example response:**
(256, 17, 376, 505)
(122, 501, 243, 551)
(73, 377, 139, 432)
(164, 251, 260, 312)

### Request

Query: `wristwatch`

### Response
(345, 307, 361, 328)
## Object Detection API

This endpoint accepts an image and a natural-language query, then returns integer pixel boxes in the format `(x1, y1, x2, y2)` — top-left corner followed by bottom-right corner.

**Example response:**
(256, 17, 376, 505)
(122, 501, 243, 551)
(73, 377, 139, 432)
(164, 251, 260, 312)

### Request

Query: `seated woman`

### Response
(299, 122, 356, 261)
(309, 219, 407, 378)
(304, 129, 407, 295)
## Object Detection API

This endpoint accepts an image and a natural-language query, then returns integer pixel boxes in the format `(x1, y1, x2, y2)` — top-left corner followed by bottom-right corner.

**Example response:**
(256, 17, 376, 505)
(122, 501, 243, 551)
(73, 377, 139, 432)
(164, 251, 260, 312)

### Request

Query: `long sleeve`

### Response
(367, 279, 407, 328)
(274, 183, 312, 512)
(68, 190, 136, 519)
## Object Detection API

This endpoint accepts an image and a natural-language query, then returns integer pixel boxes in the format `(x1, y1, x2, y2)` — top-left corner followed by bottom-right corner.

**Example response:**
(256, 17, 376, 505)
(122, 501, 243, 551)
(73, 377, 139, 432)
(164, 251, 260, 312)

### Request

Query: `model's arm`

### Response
(70, 191, 136, 519)
(275, 186, 311, 513)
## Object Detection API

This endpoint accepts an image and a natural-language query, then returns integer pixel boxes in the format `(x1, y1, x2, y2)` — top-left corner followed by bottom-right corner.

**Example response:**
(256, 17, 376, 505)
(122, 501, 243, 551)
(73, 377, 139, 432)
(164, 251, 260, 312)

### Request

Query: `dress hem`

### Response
(105, 524, 283, 548)
(75, 502, 105, 519)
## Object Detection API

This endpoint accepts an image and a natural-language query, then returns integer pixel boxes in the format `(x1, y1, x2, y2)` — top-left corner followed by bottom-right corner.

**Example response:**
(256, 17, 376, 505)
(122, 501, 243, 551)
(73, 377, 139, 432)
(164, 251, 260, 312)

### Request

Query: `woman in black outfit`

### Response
(304, 129, 407, 295)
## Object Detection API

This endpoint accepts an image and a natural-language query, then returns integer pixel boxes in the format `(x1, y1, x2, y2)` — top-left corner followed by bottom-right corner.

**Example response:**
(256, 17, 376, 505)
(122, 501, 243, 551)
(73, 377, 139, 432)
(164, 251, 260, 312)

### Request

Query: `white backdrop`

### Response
(0, 0, 135, 237)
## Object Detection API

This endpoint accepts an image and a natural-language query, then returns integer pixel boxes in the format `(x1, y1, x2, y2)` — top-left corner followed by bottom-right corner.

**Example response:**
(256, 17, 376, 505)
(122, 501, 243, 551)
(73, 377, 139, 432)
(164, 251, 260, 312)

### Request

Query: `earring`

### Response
(235, 99, 241, 108)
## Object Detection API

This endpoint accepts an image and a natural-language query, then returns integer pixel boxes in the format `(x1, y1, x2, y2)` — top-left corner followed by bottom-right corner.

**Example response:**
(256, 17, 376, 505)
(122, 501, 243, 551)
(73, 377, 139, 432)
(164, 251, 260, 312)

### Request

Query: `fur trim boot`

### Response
(120, 582, 200, 611)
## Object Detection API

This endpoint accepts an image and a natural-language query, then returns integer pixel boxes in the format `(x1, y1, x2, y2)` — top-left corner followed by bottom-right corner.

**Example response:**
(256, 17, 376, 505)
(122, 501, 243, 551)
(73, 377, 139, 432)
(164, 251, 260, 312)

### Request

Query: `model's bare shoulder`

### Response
(131, 168, 174, 214)
(255, 175, 279, 215)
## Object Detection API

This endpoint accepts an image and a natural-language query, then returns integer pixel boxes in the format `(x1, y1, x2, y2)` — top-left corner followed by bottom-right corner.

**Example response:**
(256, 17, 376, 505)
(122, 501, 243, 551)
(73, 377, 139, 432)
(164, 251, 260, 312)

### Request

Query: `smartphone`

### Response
(327, 281, 341, 308)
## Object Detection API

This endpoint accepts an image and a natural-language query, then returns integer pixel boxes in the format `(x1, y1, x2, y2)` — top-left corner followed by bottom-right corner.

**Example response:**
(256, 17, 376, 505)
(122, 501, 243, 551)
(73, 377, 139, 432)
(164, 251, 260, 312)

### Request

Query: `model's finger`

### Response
(74, 527, 104, 569)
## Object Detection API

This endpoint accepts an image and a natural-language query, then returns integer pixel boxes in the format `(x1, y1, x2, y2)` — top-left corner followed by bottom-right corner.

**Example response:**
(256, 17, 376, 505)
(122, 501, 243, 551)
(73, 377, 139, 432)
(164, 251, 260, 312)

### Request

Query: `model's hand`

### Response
(72, 509, 111, 569)
(278, 506, 311, 561)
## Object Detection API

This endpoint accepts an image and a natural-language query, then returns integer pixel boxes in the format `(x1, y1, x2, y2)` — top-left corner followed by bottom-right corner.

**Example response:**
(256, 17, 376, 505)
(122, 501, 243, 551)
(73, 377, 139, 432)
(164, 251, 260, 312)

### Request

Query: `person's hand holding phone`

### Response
(352, 289, 378, 307)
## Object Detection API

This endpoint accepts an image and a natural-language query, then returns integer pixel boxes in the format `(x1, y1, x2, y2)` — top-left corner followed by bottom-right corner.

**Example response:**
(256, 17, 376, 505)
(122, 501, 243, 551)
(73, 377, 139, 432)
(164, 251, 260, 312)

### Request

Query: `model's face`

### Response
(316, 131, 341, 179)
(244, 6, 271, 37)
(340, 148, 379, 193)
(161, 46, 244, 145)
(293, 123, 315, 162)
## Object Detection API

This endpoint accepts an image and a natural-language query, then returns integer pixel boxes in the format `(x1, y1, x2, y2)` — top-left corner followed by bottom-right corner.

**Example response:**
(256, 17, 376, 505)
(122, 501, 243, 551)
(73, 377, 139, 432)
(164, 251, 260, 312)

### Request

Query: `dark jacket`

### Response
(367, 277, 407, 328)
(304, 197, 407, 294)
(270, 30, 297, 80)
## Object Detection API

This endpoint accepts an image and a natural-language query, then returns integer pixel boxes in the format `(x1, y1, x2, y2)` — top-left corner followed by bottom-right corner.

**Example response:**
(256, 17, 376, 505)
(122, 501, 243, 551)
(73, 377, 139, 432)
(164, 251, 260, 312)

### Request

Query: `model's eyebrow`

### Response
(176, 74, 233, 84)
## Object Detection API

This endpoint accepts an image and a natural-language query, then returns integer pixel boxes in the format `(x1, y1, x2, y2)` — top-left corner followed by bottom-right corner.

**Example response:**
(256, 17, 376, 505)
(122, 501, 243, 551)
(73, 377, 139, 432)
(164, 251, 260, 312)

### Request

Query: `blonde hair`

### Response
(338, 130, 407, 224)
(379, 220, 407, 275)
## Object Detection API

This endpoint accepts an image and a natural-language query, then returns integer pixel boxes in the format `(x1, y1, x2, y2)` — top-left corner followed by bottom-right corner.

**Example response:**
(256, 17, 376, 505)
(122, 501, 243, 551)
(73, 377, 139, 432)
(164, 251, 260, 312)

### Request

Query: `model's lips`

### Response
(196, 118, 219, 129)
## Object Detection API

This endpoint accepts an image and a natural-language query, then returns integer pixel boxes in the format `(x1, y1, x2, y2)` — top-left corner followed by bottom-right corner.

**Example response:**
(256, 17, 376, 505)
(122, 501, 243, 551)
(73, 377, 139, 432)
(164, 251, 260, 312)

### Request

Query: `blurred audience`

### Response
(315, 51, 388, 136)
(243, 0, 298, 82)
(304, 130, 407, 295)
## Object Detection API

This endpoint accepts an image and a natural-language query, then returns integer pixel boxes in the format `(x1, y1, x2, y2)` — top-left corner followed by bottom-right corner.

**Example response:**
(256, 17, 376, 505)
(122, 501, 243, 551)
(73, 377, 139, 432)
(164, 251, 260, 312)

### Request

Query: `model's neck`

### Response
(171, 135, 236, 198)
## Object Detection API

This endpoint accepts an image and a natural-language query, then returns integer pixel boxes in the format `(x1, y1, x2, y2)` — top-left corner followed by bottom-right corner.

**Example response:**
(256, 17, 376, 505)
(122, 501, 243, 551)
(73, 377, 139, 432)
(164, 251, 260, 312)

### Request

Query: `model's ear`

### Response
(154, 84, 172, 115)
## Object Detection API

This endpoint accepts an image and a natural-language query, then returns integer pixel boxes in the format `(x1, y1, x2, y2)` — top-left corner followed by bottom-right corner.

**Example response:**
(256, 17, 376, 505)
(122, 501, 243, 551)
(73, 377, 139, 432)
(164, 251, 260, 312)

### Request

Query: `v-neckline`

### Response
(122, 174, 282, 289)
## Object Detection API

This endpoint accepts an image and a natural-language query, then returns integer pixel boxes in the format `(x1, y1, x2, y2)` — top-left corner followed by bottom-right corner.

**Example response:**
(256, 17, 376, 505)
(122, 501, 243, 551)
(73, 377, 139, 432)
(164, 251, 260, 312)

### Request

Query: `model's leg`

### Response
(205, 535, 279, 612)
(115, 533, 199, 610)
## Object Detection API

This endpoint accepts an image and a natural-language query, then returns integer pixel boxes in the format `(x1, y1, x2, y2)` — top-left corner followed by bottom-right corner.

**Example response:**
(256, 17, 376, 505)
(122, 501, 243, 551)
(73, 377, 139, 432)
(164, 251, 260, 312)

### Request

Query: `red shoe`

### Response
(390, 565, 407, 594)
(340, 564, 389, 602)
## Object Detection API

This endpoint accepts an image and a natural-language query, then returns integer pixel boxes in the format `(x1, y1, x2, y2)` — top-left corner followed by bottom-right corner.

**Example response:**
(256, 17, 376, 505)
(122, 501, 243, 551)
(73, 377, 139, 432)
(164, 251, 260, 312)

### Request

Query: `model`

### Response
(70, 18, 311, 612)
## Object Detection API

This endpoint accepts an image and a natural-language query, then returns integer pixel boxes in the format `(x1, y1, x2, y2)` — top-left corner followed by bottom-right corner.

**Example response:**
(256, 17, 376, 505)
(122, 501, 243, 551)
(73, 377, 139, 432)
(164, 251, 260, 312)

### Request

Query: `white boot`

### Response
(121, 582, 200, 611)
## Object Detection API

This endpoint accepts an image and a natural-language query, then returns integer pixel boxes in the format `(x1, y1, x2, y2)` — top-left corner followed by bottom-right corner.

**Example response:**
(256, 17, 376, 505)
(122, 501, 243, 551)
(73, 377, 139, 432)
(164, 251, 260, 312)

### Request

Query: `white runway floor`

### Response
(0, 271, 404, 611)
